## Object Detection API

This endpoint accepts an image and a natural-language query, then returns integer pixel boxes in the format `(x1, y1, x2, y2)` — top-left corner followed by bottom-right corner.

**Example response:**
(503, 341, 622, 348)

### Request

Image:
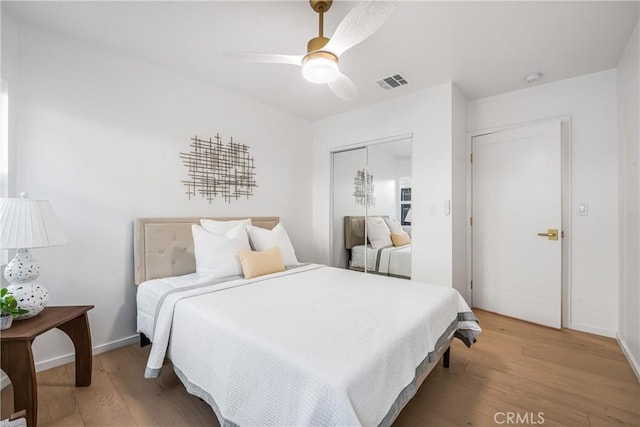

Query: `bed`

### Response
(344, 216, 412, 278)
(134, 217, 480, 426)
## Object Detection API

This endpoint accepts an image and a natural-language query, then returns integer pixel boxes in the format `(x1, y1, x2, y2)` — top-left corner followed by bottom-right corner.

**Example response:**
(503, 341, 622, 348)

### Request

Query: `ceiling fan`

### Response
(226, 0, 397, 101)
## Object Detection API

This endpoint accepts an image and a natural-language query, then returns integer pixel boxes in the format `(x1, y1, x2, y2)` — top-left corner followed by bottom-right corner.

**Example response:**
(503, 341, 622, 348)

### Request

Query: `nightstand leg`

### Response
(1, 340, 37, 427)
(57, 313, 92, 386)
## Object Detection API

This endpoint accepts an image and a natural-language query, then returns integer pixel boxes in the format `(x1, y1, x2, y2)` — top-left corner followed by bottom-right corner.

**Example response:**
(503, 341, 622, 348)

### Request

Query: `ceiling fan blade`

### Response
(323, 0, 398, 57)
(328, 72, 358, 101)
(224, 52, 303, 66)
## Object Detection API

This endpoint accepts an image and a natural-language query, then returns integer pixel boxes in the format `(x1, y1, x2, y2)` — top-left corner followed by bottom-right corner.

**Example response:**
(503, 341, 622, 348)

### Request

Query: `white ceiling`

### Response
(4, 1, 639, 120)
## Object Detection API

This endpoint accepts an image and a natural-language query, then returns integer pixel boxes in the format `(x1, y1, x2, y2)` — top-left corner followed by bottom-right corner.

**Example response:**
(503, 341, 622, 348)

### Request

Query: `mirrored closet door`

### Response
(331, 136, 412, 278)
(332, 147, 366, 269)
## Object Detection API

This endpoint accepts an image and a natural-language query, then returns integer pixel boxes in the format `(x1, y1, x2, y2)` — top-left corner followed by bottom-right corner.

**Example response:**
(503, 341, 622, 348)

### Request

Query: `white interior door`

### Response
(472, 121, 562, 328)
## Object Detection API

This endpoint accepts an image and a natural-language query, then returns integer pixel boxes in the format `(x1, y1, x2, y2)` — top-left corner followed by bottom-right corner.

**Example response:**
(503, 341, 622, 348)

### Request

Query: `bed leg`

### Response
(443, 346, 450, 368)
(140, 333, 151, 347)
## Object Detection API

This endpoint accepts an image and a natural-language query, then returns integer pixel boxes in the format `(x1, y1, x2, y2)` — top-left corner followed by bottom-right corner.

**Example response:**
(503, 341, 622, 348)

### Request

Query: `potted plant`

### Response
(1, 287, 28, 330)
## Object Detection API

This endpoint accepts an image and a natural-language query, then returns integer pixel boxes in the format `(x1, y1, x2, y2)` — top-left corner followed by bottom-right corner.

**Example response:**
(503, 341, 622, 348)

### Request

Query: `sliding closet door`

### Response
(332, 148, 367, 269)
(366, 140, 412, 277)
(331, 138, 412, 274)
(367, 143, 404, 226)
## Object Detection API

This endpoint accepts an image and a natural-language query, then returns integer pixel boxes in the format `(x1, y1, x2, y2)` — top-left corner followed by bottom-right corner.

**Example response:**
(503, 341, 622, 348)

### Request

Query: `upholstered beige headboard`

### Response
(133, 217, 279, 285)
(344, 216, 366, 250)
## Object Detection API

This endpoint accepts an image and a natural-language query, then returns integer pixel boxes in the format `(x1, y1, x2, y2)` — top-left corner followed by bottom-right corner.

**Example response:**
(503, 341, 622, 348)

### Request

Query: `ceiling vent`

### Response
(376, 74, 409, 90)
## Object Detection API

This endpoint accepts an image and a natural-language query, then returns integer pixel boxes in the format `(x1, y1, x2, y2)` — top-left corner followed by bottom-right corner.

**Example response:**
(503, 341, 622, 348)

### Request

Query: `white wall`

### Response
(0, 7, 18, 200)
(3, 15, 312, 369)
(467, 70, 619, 336)
(312, 83, 456, 287)
(616, 20, 640, 378)
(0, 7, 19, 269)
(452, 84, 468, 300)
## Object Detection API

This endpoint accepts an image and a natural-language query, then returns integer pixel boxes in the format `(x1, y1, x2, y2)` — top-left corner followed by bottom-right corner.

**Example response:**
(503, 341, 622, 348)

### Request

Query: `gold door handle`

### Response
(537, 228, 558, 240)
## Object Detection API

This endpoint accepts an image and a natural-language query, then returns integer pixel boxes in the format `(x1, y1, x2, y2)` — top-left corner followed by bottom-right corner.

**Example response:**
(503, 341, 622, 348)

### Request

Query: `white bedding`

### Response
(137, 264, 480, 426)
(350, 244, 379, 270)
(351, 244, 412, 278)
(136, 271, 226, 340)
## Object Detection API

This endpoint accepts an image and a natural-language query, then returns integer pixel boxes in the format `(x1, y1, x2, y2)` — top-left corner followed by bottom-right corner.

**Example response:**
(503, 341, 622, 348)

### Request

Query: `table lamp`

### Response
(0, 193, 67, 319)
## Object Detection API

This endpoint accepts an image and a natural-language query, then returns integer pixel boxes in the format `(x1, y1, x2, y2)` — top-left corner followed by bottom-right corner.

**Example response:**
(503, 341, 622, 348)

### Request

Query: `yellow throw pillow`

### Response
(237, 247, 286, 279)
(390, 231, 411, 247)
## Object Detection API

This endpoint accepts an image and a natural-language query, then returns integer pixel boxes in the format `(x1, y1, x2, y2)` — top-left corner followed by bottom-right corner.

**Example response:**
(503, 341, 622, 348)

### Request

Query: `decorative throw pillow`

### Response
(192, 223, 251, 277)
(367, 216, 392, 249)
(247, 223, 299, 267)
(384, 217, 403, 233)
(391, 231, 411, 247)
(237, 247, 286, 279)
(201, 218, 252, 235)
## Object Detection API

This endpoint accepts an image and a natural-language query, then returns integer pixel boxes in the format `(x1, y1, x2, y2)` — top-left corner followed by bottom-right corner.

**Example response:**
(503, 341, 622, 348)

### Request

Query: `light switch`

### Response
(577, 202, 588, 216)
(427, 201, 438, 215)
(441, 199, 451, 216)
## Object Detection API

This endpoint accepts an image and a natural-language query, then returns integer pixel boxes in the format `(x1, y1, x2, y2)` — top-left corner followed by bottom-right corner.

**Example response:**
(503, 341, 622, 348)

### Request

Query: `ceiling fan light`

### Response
(302, 53, 339, 84)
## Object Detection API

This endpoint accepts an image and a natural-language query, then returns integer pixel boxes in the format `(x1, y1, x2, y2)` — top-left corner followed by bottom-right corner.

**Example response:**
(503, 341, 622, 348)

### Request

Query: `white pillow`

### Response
(384, 217, 403, 233)
(367, 216, 392, 249)
(200, 218, 252, 235)
(192, 223, 251, 277)
(247, 223, 299, 267)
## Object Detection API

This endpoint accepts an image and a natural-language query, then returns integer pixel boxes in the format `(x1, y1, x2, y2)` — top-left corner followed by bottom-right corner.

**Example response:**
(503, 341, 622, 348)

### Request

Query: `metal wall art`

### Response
(353, 169, 375, 208)
(180, 134, 257, 204)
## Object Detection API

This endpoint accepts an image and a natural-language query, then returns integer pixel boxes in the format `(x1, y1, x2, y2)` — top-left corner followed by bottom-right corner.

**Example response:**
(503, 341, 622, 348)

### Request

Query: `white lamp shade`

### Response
(404, 208, 412, 223)
(0, 198, 68, 249)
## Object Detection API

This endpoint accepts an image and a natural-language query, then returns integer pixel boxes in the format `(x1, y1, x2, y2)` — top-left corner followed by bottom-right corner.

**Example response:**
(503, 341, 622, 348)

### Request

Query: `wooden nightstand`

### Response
(0, 305, 94, 427)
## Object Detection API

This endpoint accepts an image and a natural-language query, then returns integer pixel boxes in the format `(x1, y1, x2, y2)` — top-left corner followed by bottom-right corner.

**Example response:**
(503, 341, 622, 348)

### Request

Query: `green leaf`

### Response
(0, 289, 25, 317)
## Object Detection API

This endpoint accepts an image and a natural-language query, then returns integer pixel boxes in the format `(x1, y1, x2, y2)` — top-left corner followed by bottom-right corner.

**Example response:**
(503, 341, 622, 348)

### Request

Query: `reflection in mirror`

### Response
(331, 137, 412, 278)
(332, 148, 366, 269)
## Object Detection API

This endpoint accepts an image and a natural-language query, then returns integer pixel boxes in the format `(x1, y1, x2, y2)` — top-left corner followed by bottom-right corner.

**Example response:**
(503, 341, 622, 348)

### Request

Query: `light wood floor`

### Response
(2, 310, 638, 426)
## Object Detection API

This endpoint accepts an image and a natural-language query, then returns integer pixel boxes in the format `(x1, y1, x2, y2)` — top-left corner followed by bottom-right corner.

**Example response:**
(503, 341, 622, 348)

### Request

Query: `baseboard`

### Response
(617, 334, 640, 381)
(568, 322, 617, 338)
(1, 334, 139, 390)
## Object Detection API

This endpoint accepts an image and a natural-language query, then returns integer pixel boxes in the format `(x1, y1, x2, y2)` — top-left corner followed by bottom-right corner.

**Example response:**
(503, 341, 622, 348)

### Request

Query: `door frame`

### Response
(467, 116, 572, 328)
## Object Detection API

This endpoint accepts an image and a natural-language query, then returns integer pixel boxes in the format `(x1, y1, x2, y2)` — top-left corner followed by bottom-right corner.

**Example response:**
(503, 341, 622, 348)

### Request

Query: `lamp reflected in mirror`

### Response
(404, 208, 412, 224)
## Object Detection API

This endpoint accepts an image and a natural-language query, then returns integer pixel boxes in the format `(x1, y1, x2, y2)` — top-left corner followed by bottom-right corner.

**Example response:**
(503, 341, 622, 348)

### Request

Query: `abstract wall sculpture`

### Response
(180, 134, 257, 204)
(353, 169, 375, 208)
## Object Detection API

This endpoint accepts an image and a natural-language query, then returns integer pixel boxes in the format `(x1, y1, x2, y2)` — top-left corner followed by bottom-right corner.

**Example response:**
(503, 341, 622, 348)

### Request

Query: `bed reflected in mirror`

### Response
(331, 136, 412, 278)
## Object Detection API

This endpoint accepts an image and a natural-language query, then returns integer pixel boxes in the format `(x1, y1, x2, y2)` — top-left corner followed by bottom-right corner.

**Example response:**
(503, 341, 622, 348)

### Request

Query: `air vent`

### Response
(376, 74, 409, 90)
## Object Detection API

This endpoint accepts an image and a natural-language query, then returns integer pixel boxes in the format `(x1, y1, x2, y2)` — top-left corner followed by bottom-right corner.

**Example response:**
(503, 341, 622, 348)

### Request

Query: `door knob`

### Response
(537, 228, 558, 240)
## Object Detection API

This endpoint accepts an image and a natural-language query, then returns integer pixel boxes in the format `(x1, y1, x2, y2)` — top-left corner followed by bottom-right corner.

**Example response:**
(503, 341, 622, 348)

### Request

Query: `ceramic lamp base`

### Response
(6, 282, 49, 319)
(4, 249, 40, 283)
(4, 249, 49, 319)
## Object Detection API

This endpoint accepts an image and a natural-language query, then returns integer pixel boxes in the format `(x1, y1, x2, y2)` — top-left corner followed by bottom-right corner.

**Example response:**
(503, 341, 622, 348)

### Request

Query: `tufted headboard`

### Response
(133, 216, 279, 285)
(344, 216, 366, 250)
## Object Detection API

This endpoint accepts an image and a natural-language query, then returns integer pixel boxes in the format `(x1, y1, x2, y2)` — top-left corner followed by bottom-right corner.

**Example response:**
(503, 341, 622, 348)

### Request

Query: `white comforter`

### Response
(351, 245, 412, 278)
(137, 264, 479, 426)
(377, 245, 411, 276)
